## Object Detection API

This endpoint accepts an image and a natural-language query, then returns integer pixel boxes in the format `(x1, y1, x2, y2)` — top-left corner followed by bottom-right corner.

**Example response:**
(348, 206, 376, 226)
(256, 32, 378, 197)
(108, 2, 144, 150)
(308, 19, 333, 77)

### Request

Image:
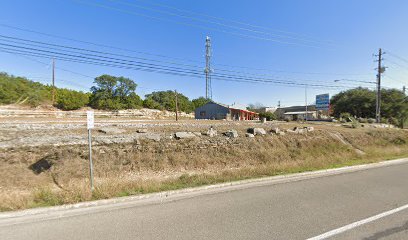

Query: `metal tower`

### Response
(204, 36, 212, 99)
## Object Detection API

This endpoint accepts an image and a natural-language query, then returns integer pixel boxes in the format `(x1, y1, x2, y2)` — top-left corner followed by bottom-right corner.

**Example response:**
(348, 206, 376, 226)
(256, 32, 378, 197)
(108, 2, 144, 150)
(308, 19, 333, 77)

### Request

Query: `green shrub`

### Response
(56, 89, 89, 110)
(144, 91, 194, 113)
(192, 97, 210, 109)
(340, 112, 352, 120)
(358, 118, 368, 123)
(0, 73, 51, 106)
(143, 98, 163, 110)
(259, 112, 277, 121)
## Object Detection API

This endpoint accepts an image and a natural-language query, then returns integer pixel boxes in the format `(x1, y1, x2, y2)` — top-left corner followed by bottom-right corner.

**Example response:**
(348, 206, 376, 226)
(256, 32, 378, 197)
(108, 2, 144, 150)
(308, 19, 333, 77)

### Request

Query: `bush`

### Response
(192, 97, 210, 109)
(259, 112, 277, 121)
(144, 91, 194, 113)
(56, 89, 89, 110)
(388, 117, 399, 126)
(123, 93, 143, 109)
(358, 118, 368, 123)
(0, 73, 51, 107)
(143, 98, 163, 110)
(340, 112, 352, 120)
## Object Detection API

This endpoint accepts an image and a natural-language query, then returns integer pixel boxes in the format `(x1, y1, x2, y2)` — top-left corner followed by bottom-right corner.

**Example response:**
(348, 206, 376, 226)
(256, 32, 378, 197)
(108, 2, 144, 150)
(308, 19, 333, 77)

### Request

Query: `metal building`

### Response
(195, 101, 258, 120)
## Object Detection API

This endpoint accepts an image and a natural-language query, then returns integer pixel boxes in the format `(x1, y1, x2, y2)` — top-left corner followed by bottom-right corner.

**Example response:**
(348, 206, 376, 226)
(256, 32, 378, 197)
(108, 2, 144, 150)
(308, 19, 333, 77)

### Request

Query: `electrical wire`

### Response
(0, 24, 371, 77)
(105, 0, 335, 46)
(0, 43, 373, 90)
(1, 46, 366, 91)
(0, 34, 375, 88)
(69, 0, 327, 48)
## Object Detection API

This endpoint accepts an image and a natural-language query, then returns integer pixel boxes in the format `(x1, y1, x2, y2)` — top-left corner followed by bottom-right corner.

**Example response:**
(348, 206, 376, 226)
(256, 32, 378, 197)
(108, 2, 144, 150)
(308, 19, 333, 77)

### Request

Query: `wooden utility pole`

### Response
(376, 48, 383, 123)
(305, 85, 308, 121)
(52, 58, 56, 105)
(175, 90, 179, 121)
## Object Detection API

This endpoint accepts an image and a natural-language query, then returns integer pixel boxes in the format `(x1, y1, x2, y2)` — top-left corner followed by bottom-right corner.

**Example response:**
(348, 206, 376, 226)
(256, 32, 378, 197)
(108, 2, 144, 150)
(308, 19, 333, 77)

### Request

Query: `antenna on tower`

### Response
(204, 36, 212, 99)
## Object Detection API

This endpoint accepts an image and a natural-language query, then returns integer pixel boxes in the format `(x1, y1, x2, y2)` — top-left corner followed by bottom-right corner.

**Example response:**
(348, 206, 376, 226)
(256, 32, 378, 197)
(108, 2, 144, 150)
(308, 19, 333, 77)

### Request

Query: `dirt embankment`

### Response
(1, 118, 408, 211)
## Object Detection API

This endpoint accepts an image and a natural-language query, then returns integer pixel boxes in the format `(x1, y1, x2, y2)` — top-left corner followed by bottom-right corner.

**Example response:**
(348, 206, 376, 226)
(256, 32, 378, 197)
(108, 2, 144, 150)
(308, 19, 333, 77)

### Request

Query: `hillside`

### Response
(0, 119, 407, 211)
(0, 72, 53, 106)
(0, 72, 89, 110)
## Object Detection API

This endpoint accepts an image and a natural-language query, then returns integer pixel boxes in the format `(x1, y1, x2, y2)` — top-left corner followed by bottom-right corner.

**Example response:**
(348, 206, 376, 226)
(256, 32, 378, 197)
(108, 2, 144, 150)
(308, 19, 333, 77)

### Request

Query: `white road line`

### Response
(307, 203, 408, 240)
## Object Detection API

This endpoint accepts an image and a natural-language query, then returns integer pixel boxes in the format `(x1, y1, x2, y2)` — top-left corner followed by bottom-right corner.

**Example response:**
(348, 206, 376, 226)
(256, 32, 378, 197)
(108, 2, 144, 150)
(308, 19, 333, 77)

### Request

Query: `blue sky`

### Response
(1, 0, 408, 107)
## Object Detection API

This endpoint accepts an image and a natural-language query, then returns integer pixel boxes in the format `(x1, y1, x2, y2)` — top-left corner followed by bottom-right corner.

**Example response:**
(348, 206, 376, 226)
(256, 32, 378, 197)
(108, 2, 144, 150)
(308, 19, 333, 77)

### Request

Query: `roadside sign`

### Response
(316, 94, 330, 111)
(87, 111, 94, 129)
(86, 111, 94, 191)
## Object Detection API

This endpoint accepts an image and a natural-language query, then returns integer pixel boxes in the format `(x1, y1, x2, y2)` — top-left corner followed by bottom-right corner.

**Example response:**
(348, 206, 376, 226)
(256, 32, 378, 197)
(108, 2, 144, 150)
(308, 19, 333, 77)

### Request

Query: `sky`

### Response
(1, 0, 408, 107)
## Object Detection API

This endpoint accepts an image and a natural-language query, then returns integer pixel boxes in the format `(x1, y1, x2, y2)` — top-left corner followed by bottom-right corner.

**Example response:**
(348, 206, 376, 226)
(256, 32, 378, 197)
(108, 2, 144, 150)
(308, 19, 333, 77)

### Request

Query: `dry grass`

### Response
(1, 125, 408, 211)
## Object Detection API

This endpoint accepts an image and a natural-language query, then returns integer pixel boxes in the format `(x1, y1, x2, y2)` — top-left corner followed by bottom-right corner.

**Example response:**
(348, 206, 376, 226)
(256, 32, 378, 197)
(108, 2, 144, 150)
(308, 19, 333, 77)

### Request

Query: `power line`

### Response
(70, 0, 327, 48)
(0, 34, 375, 88)
(0, 35, 353, 82)
(387, 51, 408, 65)
(0, 23, 204, 64)
(386, 59, 408, 72)
(0, 24, 370, 77)
(130, 0, 330, 42)
(383, 75, 407, 85)
(1, 46, 363, 91)
(0, 34, 203, 70)
(0, 34, 385, 90)
(106, 0, 334, 46)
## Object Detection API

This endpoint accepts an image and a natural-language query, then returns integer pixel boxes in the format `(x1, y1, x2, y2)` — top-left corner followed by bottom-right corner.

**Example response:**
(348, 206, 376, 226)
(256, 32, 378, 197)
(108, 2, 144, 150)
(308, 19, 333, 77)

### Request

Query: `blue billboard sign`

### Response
(316, 94, 330, 110)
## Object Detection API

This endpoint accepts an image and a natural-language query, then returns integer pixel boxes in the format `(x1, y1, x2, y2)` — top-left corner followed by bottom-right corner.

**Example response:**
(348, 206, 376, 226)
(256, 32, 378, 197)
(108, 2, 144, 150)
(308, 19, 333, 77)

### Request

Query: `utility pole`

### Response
(175, 90, 179, 121)
(403, 86, 406, 95)
(204, 36, 212, 100)
(278, 100, 281, 108)
(305, 85, 308, 121)
(375, 48, 385, 123)
(52, 58, 56, 105)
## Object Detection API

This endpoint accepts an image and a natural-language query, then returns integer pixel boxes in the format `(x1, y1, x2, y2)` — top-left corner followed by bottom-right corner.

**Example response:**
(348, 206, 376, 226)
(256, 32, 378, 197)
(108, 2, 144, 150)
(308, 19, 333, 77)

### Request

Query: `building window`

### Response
(200, 111, 206, 116)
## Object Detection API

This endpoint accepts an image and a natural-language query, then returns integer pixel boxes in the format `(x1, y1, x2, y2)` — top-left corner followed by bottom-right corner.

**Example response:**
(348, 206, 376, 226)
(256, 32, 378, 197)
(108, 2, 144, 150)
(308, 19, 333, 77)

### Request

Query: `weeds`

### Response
(1, 127, 408, 211)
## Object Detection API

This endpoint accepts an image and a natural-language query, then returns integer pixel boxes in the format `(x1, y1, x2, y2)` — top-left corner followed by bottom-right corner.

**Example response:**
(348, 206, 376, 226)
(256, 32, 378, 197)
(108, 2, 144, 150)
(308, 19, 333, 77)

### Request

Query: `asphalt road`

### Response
(2, 160, 408, 240)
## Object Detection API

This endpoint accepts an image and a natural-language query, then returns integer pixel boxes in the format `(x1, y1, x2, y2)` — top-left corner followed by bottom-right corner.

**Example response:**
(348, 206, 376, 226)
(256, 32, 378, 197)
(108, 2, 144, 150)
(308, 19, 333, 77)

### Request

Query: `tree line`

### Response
(331, 87, 408, 127)
(1, 72, 406, 126)
(0, 72, 210, 112)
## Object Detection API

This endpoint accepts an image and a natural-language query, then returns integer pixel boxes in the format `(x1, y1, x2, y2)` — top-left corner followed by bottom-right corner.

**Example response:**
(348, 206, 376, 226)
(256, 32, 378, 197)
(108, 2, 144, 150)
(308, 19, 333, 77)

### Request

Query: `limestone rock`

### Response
(206, 127, 218, 137)
(245, 133, 255, 138)
(98, 128, 125, 134)
(248, 128, 266, 135)
(175, 132, 196, 139)
(224, 129, 238, 138)
(270, 126, 280, 134)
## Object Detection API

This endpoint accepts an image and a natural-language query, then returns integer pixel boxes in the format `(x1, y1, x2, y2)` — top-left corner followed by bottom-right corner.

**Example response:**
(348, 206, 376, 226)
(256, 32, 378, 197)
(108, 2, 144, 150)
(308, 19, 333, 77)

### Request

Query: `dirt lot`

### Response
(1, 113, 408, 211)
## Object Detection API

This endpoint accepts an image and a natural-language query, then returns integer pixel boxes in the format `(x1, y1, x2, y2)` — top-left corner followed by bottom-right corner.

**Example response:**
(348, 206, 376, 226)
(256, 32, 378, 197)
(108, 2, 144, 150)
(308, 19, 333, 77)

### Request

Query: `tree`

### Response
(192, 97, 210, 109)
(56, 89, 89, 110)
(143, 91, 194, 113)
(143, 97, 163, 110)
(0, 72, 90, 108)
(331, 87, 408, 127)
(331, 87, 376, 118)
(89, 75, 142, 110)
(247, 102, 265, 112)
